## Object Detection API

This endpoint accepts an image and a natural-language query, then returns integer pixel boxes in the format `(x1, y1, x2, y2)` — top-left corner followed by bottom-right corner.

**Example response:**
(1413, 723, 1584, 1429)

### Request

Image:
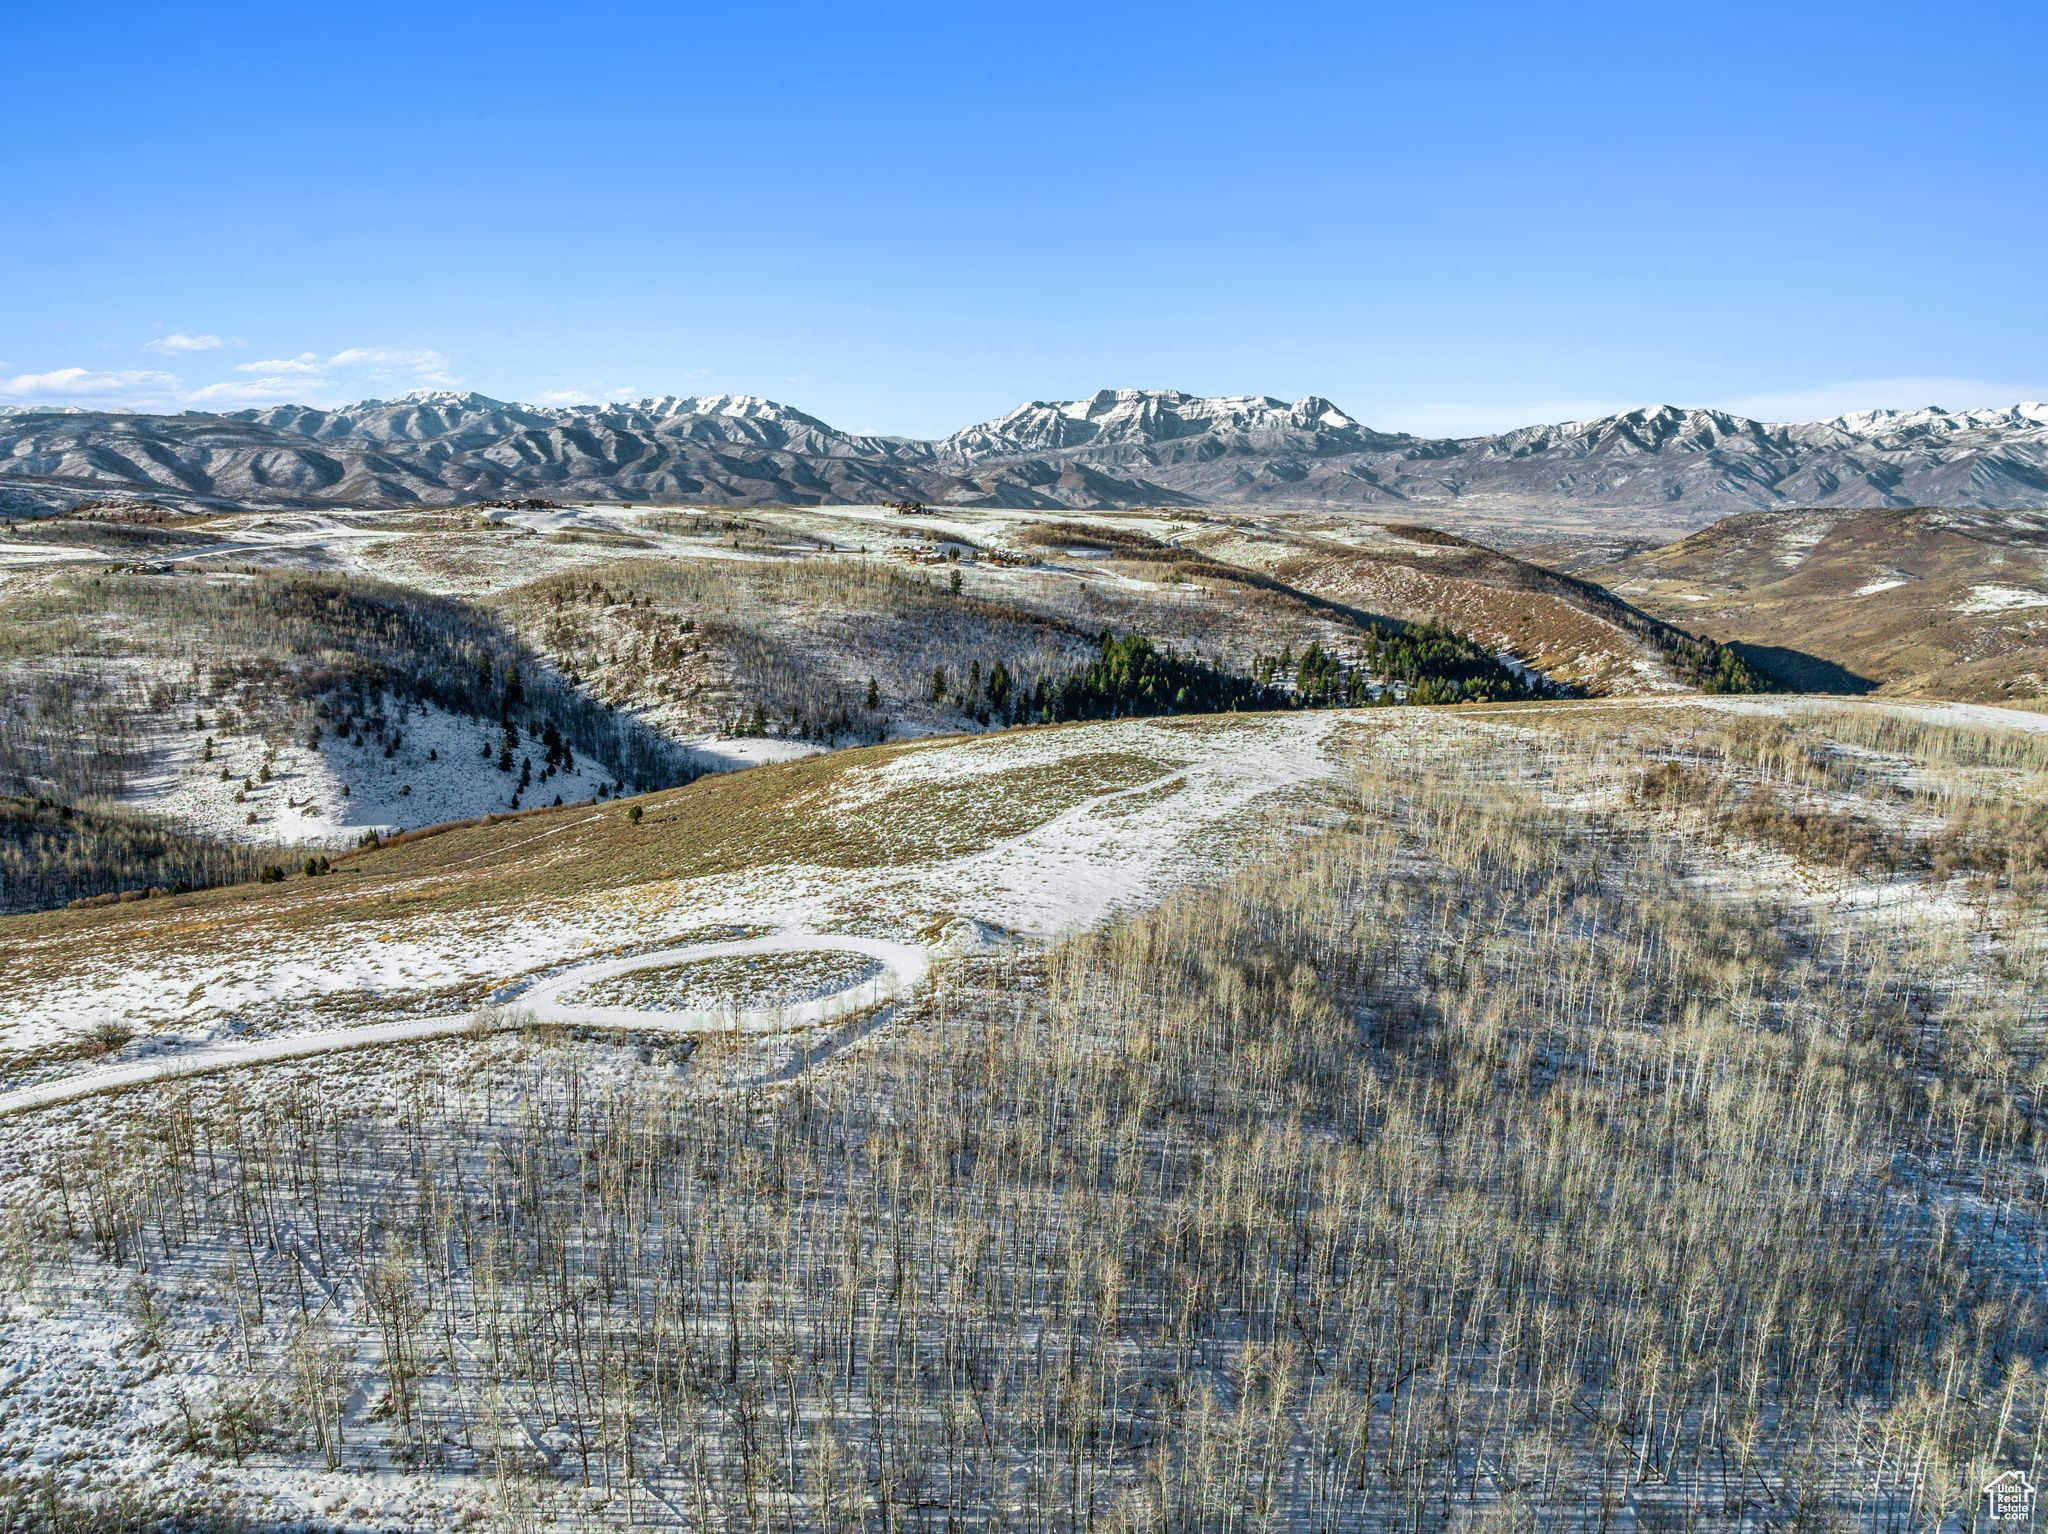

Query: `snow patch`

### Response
(1956, 583, 2048, 615)
(1773, 521, 1833, 568)
(118, 700, 622, 849)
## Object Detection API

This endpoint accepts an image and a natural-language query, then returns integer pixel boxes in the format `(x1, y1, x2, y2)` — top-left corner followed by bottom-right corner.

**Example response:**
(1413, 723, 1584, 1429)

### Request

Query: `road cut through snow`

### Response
(513, 934, 929, 1034)
(0, 934, 929, 1119)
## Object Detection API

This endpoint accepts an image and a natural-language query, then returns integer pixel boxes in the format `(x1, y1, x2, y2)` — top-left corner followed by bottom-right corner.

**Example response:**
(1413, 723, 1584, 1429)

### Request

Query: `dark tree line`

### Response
(1256, 625, 1542, 706)
(1657, 630, 1773, 693)
(929, 628, 1545, 730)
(0, 795, 264, 913)
(1030, 634, 1280, 721)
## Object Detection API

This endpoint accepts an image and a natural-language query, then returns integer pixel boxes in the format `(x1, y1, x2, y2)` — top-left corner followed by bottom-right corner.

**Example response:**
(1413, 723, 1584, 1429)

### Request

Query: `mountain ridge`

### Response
(3, 387, 2045, 520)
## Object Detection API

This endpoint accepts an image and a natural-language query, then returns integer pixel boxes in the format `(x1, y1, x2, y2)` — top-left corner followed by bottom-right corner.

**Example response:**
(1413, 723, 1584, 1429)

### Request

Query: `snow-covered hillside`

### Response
(934, 388, 1395, 459)
(119, 699, 625, 849)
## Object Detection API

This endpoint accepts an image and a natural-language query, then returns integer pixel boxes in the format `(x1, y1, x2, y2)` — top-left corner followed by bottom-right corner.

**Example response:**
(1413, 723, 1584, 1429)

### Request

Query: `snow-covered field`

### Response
(0, 934, 929, 1118)
(20, 692, 2048, 1076)
(520, 934, 925, 1034)
(1477, 690, 2048, 735)
(1699, 691, 2048, 733)
(1773, 518, 1836, 567)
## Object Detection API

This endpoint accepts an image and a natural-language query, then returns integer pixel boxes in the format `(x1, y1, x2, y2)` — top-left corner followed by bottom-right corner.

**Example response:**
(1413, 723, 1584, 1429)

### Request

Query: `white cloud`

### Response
(185, 376, 323, 406)
(0, 367, 188, 409)
(234, 353, 322, 374)
(0, 343, 463, 413)
(222, 345, 460, 402)
(325, 346, 449, 374)
(143, 333, 224, 356)
(533, 384, 647, 406)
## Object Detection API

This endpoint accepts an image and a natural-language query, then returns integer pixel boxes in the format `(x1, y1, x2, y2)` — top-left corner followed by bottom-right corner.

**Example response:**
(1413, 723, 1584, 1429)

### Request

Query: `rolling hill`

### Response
(1595, 506, 2048, 701)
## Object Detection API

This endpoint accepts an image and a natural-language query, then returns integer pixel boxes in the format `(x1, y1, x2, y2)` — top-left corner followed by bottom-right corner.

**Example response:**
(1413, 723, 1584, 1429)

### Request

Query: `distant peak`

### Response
(359, 389, 511, 411)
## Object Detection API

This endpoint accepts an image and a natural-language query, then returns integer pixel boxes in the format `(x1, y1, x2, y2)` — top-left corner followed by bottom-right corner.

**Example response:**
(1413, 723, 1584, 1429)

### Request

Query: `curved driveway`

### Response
(0, 934, 928, 1119)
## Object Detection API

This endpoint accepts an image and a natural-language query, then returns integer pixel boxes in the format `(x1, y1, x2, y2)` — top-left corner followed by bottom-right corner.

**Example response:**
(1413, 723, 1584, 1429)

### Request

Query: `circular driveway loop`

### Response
(0, 934, 930, 1119)
(518, 934, 928, 1033)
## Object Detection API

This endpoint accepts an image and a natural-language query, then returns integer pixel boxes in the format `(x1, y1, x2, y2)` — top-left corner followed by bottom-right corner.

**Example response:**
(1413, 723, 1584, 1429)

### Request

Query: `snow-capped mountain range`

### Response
(3, 388, 2045, 518)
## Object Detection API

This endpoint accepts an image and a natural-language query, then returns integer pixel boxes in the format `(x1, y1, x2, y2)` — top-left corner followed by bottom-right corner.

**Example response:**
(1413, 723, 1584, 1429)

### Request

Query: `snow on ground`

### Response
(901, 711, 1346, 937)
(519, 935, 926, 1034)
(1470, 692, 2048, 737)
(0, 511, 413, 575)
(0, 536, 119, 568)
(1675, 692, 2048, 734)
(480, 504, 807, 564)
(3, 712, 1351, 1057)
(1773, 519, 1834, 568)
(91, 693, 2037, 1075)
(1792, 696, 2048, 733)
(1855, 575, 1911, 596)
(5, 875, 764, 1053)
(0, 692, 2038, 1527)
(0, 1289, 491, 1530)
(482, 504, 635, 535)
(0, 935, 929, 1117)
(1626, 650, 1692, 694)
(118, 699, 623, 848)
(679, 733, 825, 770)
(1957, 582, 2048, 615)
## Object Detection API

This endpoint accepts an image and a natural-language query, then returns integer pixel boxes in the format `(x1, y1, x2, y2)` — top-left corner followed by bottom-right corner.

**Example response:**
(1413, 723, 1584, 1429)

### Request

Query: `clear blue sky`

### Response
(6, 0, 2043, 437)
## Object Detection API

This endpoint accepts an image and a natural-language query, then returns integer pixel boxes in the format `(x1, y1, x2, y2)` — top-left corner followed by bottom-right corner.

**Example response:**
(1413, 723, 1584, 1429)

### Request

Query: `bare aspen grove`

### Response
(2, 702, 2043, 1531)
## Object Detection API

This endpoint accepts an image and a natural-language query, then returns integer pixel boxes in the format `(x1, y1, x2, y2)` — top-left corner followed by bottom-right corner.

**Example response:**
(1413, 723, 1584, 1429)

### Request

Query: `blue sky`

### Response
(5, 0, 2043, 437)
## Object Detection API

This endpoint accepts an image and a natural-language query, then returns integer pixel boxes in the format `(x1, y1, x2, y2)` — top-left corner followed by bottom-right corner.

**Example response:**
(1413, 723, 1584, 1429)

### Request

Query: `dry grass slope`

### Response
(1599, 507, 2048, 703)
